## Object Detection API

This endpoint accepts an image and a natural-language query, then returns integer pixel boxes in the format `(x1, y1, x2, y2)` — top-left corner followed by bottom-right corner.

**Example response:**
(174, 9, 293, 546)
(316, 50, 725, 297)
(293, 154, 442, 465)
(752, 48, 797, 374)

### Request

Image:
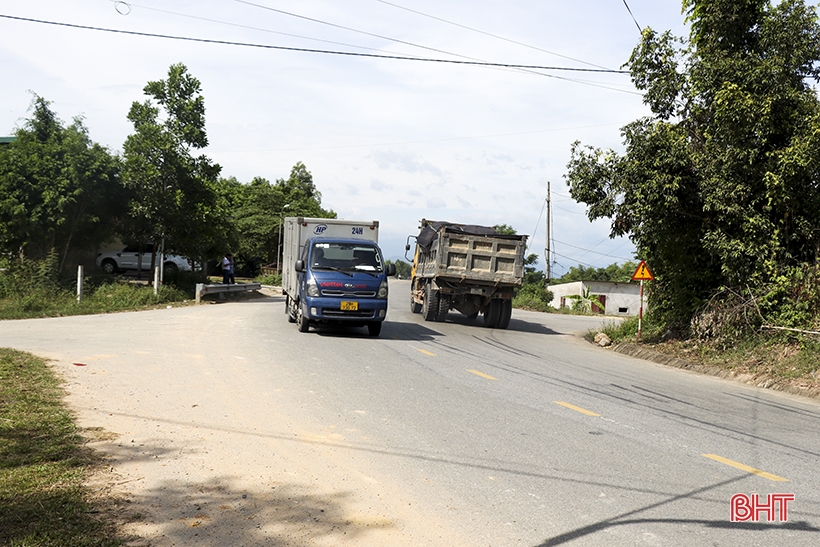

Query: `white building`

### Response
(549, 281, 647, 316)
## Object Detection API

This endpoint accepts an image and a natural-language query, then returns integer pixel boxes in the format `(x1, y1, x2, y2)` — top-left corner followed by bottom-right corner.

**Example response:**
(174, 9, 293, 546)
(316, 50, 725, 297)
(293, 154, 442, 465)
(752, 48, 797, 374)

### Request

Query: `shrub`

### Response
(513, 283, 554, 312)
(255, 273, 282, 286)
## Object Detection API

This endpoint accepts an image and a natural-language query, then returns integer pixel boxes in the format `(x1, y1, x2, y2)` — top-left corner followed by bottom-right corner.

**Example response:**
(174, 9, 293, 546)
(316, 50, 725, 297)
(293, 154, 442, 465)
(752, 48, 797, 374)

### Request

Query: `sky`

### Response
(0, 1, 689, 275)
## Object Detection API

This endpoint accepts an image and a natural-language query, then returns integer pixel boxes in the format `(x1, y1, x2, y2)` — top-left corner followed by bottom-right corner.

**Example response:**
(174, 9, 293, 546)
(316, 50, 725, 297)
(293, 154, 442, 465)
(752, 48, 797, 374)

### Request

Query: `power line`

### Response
(0, 14, 629, 74)
(554, 238, 634, 261)
(232, 0, 637, 93)
(234, 0, 486, 62)
(115, 1, 409, 55)
(621, 0, 642, 33)
(375, 0, 612, 70)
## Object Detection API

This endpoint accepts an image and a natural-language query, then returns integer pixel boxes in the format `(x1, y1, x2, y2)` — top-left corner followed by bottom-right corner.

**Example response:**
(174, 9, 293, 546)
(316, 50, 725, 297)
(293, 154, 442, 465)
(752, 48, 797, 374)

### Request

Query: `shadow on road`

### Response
(531, 475, 820, 546)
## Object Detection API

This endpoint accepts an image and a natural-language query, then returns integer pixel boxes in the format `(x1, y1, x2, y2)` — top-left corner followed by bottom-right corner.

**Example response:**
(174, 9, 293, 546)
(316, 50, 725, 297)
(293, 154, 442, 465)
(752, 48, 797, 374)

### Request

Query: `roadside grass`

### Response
(254, 273, 282, 287)
(0, 348, 122, 546)
(0, 280, 192, 320)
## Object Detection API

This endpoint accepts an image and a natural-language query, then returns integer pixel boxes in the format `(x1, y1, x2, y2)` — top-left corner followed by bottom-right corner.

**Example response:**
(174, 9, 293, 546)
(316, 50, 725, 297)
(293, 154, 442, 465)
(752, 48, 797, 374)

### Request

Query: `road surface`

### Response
(1, 280, 818, 546)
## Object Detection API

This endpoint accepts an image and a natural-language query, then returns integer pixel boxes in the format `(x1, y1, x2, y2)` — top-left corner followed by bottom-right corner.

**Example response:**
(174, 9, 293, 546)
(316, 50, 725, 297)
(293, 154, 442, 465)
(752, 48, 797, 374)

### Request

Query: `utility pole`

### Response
(545, 180, 551, 286)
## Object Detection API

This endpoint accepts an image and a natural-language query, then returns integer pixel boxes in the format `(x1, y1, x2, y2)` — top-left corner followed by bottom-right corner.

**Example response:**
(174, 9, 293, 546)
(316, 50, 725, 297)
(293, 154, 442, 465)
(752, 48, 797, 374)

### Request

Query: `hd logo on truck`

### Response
(314, 224, 328, 234)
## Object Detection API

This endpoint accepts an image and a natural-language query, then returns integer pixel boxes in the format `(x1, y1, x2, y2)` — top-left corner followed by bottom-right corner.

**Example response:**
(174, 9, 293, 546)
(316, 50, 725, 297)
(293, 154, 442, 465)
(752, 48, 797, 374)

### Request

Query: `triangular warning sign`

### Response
(631, 260, 654, 281)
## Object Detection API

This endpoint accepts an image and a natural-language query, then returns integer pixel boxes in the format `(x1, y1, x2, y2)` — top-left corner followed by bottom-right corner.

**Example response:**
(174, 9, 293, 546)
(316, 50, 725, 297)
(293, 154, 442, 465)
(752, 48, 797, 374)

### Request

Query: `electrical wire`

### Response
(232, 0, 637, 93)
(234, 0, 491, 62)
(553, 239, 633, 261)
(0, 14, 629, 74)
(111, 1, 410, 55)
(527, 197, 547, 253)
(551, 250, 602, 270)
(374, 0, 612, 70)
(621, 0, 642, 33)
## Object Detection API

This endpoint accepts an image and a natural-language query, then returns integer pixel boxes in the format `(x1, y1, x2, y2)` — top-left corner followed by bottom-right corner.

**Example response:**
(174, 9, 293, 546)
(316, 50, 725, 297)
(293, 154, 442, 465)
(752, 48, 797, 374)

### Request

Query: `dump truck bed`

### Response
(415, 222, 527, 286)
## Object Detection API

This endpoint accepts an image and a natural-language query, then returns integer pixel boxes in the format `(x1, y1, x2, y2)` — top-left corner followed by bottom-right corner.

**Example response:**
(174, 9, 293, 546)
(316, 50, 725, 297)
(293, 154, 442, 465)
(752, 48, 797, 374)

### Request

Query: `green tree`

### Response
(122, 63, 224, 269)
(233, 176, 285, 268)
(0, 95, 124, 272)
(523, 253, 545, 285)
(493, 224, 517, 235)
(229, 163, 336, 271)
(277, 162, 336, 219)
(387, 259, 412, 278)
(565, 0, 820, 327)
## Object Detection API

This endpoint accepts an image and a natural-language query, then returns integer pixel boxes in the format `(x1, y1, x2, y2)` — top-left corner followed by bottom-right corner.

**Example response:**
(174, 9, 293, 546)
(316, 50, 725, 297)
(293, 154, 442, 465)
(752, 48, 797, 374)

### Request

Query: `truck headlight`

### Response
(306, 277, 320, 297)
(377, 281, 388, 299)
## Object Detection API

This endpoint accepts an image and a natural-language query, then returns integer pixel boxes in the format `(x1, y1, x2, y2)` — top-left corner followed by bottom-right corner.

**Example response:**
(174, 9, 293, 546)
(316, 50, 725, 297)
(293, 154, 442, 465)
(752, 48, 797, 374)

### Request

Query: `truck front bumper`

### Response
(304, 297, 388, 322)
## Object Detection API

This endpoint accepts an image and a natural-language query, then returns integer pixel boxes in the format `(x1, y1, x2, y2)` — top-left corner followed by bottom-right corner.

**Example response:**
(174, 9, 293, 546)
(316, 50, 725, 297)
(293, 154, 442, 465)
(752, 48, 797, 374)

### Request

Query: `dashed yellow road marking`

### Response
(553, 401, 600, 416)
(467, 369, 497, 380)
(416, 349, 436, 356)
(702, 454, 789, 482)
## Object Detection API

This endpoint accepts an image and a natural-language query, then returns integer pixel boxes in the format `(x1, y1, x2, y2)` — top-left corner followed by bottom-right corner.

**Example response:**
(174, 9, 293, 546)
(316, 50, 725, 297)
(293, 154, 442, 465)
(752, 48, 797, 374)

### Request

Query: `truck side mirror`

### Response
(386, 263, 397, 276)
(295, 259, 305, 272)
(405, 244, 410, 251)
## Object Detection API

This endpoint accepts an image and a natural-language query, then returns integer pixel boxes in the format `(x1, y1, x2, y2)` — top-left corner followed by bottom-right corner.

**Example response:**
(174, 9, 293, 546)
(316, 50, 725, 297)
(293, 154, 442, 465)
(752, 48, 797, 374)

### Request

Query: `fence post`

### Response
(76, 265, 84, 302)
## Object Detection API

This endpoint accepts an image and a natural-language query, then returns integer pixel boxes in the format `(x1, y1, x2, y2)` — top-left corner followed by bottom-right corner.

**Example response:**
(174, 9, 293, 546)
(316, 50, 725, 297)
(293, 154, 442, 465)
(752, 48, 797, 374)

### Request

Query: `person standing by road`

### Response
(221, 253, 234, 284)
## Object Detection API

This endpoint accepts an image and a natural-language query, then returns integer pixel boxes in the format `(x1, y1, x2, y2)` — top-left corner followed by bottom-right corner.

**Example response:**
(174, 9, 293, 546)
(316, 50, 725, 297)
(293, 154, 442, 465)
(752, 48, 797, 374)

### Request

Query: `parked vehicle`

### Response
(96, 243, 192, 275)
(282, 217, 396, 336)
(406, 219, 527, 329)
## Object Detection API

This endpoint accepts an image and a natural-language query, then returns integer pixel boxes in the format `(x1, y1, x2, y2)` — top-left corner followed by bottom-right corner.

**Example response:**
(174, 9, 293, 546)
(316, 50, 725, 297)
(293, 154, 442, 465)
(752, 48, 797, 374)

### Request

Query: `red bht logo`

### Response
(731, 493, 794, 522)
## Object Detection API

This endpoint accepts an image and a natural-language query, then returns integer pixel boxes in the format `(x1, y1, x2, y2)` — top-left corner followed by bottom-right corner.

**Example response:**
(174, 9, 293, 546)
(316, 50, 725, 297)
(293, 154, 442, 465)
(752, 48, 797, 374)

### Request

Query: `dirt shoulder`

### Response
(609, 341, 820, 400)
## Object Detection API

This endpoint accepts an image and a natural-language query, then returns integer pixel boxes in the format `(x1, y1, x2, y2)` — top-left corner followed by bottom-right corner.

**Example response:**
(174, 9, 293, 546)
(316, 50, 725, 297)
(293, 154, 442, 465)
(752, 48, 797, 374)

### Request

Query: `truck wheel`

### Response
(422, 284, 440, 322)
(367, 322, 382, 337)
(436, 294, 450, 322)
(101, 259, 117, 274)
(497, 299, 513, 329)
(410, 295, 422, 314)
(296, 302, 309, 332)
(483, 300, 501, 328)
(286, 296, 296, 323)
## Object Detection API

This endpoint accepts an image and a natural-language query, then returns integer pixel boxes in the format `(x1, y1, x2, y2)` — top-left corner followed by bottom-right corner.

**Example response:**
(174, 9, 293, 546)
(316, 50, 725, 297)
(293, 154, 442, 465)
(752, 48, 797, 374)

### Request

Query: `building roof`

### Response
(0, 136, 16, 145)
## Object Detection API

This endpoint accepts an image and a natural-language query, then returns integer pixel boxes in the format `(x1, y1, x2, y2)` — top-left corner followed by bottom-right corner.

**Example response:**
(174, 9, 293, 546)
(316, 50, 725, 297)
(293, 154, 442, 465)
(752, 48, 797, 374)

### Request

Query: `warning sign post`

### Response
(631, 261, 654, 341)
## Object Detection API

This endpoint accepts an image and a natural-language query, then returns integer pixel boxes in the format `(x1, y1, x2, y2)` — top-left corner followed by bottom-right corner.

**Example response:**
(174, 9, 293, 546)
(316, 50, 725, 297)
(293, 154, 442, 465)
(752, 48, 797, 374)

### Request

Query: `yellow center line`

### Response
(467, 369, 497, 380)
(416, 349, 436, 356)
(702, 454, 789, 482)
(553, 401, 600, 416)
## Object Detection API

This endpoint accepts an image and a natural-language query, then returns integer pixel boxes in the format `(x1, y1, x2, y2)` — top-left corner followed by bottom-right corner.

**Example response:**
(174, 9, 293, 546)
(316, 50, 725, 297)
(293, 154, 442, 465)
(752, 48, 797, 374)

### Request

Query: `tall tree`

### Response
(565, 0, 820, 326)
(0, 95, 124, 272)
(122, 63, 223, 265)
(231, 163, 336, 268)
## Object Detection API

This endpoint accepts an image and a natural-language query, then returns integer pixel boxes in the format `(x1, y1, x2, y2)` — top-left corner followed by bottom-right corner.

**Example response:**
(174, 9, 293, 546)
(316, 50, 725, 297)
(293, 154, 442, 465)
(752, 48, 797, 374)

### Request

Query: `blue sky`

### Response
(0, 1, 689, 274)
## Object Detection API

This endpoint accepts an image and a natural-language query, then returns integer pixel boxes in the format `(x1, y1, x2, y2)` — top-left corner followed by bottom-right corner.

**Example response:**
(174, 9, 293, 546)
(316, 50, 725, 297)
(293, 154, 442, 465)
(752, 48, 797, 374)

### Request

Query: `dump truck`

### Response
(405, 219, 527, 329)
(282, 217, 396, 336)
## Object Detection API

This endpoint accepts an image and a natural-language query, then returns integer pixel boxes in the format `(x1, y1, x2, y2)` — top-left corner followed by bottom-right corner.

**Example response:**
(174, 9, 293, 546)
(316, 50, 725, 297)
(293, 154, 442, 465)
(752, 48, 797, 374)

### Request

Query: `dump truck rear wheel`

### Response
(422, 283, 439, 321)
(497, 299, 512, 329)
(436, 294, 450, 322)
(483, 299, 501, 328)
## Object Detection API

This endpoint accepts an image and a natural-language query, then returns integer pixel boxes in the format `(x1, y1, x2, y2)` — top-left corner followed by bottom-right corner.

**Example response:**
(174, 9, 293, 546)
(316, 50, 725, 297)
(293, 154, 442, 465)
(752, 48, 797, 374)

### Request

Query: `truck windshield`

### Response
(311, 242, 384, 272)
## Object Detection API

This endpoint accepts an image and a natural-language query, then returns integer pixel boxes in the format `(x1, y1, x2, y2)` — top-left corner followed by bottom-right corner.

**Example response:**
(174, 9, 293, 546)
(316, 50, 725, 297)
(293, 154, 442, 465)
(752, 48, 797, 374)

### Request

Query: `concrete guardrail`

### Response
(195, 282, 262, 304)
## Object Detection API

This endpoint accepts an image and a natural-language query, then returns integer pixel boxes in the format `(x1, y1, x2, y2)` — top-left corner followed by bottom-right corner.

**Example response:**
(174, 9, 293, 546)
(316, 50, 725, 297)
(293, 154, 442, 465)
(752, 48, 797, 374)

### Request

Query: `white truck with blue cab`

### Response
(282, 217, 396, 336)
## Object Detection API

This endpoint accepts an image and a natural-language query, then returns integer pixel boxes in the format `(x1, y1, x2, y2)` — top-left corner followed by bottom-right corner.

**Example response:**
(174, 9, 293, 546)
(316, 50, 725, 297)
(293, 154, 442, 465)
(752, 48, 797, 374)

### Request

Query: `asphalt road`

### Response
(1, 280, 818, 546)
